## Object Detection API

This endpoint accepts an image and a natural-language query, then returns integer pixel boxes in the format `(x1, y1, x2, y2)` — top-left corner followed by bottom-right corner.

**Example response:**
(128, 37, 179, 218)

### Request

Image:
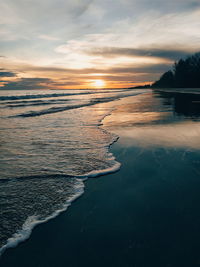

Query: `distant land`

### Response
(130, 52, 200, 89)
(129, 84, 151, 89)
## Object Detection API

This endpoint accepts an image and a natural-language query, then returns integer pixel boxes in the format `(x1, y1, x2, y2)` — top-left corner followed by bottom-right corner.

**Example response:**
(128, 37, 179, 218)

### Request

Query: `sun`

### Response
(93, 79, 105, 88)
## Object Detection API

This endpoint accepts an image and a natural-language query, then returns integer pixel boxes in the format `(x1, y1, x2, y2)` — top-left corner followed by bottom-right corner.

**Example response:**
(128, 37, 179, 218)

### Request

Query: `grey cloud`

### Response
(187, 1, 200, 9)
(1, 77, 81, 90)
(109, 63, 171, 74)
(87, 47, 196, 60)
(0, 70, 17, 77)
(121, 0, 200, 13)
(72, 0, 94, 18)
(1, 0, 93, 32)
(26, 61, 171, 75)
(51, 81, 82, 86)
(15, 62, 170, 85)
(1, 78, 53, 90)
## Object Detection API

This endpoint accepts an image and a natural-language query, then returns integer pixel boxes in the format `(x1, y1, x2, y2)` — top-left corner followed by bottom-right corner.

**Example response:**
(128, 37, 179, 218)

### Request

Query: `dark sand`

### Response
(1, 91, 200, 267)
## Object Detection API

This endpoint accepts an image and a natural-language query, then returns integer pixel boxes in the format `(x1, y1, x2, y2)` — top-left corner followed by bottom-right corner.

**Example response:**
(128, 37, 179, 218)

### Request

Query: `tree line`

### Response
(152, 52, 200, 88)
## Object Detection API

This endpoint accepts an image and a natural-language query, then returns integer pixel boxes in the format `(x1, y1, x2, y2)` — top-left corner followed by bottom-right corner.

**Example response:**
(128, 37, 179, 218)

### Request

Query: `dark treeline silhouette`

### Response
(152, 52, 200, 88)
(129, 84, 151, 89)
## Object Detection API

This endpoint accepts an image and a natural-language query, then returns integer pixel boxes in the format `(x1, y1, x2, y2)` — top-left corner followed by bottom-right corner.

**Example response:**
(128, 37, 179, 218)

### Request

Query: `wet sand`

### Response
(1, 90, 200, 267)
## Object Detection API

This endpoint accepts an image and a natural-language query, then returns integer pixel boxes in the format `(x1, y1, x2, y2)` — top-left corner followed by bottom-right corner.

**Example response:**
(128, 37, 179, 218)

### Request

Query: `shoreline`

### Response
(153, 87, 200, 94)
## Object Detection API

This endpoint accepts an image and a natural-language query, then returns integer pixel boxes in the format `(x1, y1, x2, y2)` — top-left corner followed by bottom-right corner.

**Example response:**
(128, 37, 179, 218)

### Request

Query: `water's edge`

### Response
(0, 106, 121, 257)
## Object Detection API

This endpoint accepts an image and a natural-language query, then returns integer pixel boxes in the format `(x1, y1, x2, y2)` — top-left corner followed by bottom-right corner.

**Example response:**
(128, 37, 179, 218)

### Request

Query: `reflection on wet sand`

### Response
(104, 90, 200, 149)
(155, 90, 200, 118)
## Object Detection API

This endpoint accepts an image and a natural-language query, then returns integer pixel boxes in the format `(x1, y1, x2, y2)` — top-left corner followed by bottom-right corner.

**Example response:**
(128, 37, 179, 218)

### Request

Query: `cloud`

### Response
(1, 77, 82, 90)
(1, 78, 53, 90)
(86, 47, 196, 61)
(18, 61, 171, 75)
(38, 35, 60, 41)
(1, 0, 200, 87)
(54, 7, 200, 71)
(0, 70, 17, 77)
(107, 64, 171, 74)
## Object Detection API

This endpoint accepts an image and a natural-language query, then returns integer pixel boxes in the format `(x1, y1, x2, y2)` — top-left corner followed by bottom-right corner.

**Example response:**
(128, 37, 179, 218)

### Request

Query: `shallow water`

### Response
(0, 88, 146, 255)
(1, 89, 200, 266)
(104, 90, 200, 149)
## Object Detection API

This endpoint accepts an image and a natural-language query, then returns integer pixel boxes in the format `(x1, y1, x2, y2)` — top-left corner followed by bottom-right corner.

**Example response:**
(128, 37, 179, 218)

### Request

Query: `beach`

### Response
(1, 90, 200, 266)
(1, 0, 200, 265)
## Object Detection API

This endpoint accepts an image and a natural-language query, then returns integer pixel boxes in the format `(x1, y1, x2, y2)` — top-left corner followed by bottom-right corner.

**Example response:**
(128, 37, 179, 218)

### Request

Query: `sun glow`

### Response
(93, 79, 106, 88)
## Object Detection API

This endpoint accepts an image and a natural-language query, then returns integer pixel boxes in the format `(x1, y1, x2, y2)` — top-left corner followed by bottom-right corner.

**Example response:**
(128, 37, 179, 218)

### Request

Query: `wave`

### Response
(14, 103, 91, 117)
(0, 91, 93, 101)
(0, 106, 121, 257)
(0, 100, 71, 109)
(13, 92, 142, 118)
(0, 155, 120, 258)
(0, 179, 85, 257)
(0, 89, 124, 102)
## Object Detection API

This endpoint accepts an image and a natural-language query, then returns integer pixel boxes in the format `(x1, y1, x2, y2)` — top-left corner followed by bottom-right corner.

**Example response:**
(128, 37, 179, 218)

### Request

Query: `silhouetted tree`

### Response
(153, 70, 174, 88)
(173, 59, 190, 87)
(152, 52, 200, 88)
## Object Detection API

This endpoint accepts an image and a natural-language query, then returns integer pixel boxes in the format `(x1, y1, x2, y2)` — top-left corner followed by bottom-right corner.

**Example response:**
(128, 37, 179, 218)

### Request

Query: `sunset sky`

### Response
(0, 0, 200, 89)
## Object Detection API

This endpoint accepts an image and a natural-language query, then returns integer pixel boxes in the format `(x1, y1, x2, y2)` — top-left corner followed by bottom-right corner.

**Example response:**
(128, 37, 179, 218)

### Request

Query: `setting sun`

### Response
(93, 79, 105, 88)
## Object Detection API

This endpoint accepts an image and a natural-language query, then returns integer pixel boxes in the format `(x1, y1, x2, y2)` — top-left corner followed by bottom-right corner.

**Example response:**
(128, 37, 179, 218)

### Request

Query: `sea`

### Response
(0, 88, 147, 255)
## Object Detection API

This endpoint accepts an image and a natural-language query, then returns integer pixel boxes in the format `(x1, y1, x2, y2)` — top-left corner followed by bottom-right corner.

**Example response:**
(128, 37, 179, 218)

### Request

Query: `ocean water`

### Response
(0, 88, 147, 255)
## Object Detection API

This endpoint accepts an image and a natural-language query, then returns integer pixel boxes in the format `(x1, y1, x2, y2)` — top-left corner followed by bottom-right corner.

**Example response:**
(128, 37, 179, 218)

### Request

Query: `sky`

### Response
(0, 0, 200, 89)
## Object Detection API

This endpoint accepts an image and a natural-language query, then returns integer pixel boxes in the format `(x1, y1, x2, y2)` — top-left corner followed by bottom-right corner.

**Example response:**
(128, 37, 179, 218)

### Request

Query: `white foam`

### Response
(0, 180, 84, 257)
(77, 161, 121, 179)
(0, 152, 120, 257)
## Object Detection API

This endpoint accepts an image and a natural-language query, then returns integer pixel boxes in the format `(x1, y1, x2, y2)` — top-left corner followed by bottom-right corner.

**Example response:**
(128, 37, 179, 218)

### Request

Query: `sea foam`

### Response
(0, 179, 85, 257)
